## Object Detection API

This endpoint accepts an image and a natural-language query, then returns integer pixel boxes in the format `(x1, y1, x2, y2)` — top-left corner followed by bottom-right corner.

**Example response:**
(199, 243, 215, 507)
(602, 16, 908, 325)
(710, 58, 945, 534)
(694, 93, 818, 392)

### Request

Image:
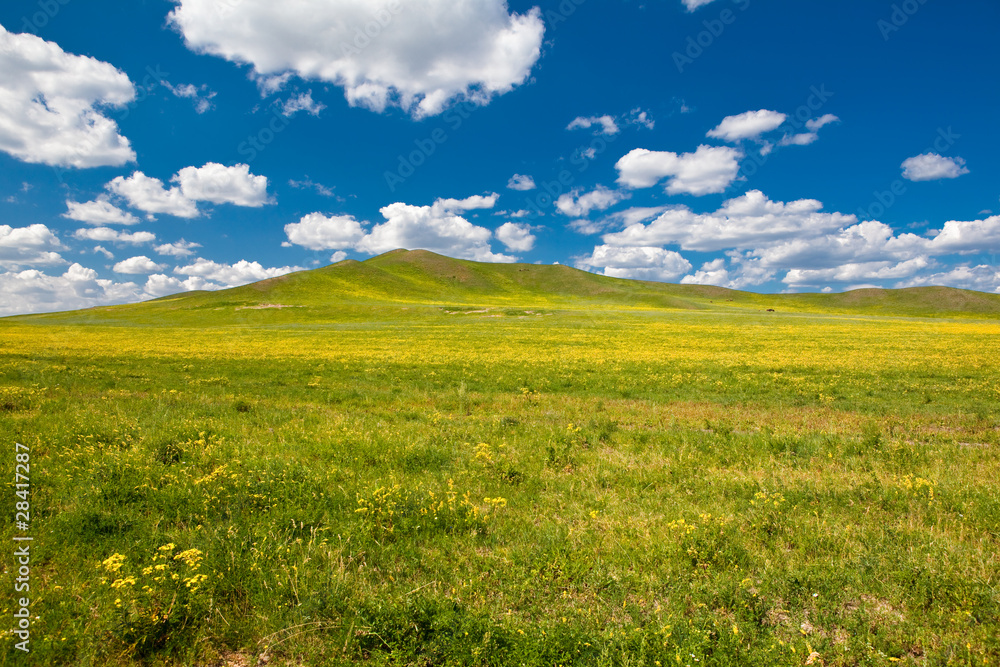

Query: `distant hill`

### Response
(7, 249, 1000, 324)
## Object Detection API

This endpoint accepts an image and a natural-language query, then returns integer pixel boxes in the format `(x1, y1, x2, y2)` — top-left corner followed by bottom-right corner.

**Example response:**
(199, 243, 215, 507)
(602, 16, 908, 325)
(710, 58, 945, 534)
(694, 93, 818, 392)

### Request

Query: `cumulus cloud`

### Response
(507, 174, 536, 191)
(682, 0, 721, 10)
(678, 256, 776, 290)
(173, 258, 305, 287)
(72, 227, 156, 245)
(284, 195, 517, 262)
(108, 172, 200, 219)
(155, 240, 202, 257)
(615, 145, 742, 195)
(495, 222, 535, 252)
(0, 224, 67, 269)
(603, 190, 855, 252)
(782, 257, 932, 287)
(163, 81, 217, 113)
(577, 245, 692, 281)
(901, 153, 970, 181)
(289, 177, 337, 197)
(628, 108, 655, 130)
(0, 264, 142, 316)
(63, 198, 140, 226)
(707, 110, 787, 142)
(113, 256, 167, 274)
(280, 91, 325, 117)
(284, 213, 367, 251)
(174, 163, 270, 207)
(556, 186, 628, 218)
(895, 264, 1000, 293)
(567, 115, 620, 136)
(779, 133, 818, 147)
(361, 197, 514, 261)
(0, 26, 135, 168)
(106, 163, 270, 218)
(168, 0, 545, 118)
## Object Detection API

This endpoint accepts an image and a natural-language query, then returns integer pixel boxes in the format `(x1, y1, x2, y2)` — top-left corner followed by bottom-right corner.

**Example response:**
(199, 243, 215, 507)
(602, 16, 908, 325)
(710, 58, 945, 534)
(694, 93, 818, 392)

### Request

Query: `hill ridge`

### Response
(6, 249, 1000, 323)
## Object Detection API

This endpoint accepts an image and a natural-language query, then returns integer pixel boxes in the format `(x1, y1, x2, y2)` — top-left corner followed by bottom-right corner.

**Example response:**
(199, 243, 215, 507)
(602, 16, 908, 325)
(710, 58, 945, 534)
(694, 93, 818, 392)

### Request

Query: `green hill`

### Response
(7, 249, 1000, 324)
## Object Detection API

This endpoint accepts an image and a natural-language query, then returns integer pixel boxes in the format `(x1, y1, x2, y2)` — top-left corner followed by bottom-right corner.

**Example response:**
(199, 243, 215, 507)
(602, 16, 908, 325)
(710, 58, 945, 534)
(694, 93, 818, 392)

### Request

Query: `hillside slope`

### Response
(7, 249, 1000, 324)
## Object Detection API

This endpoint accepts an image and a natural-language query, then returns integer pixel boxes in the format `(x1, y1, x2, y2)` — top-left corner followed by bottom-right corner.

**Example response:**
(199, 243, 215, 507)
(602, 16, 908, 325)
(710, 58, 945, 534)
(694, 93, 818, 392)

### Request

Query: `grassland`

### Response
(1, 251, 999, 666)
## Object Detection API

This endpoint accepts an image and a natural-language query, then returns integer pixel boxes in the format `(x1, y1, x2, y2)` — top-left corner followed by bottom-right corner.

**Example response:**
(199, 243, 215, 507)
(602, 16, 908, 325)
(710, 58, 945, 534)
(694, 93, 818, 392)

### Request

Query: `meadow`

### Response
(1, 252, 999, 666)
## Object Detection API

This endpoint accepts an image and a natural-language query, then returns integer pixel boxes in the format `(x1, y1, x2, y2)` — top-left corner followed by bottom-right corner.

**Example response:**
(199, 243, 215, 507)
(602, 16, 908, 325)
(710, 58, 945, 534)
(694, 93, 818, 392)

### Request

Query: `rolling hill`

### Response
(7, 249, 1000, 324)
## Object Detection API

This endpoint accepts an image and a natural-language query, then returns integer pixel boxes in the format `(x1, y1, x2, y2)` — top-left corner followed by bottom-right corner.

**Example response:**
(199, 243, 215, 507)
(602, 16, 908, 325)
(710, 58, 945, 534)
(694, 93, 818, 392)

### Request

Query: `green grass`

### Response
(1, 251, 998, 665)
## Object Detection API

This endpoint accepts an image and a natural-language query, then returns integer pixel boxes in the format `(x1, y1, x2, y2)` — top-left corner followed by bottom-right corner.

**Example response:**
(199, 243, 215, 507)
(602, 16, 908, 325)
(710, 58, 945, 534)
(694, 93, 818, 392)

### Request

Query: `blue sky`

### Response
(1, 0, 998, 315)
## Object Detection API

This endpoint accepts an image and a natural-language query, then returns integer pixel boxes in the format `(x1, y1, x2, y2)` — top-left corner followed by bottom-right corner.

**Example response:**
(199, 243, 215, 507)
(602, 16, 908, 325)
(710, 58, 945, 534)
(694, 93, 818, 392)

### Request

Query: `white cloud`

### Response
(507, 174, 536, 191)
(175, 162, 271, 207)
(431, 193, 499, 213)
(155, 240, 202, 257)
(174, 258, 304, 287)
(628, 108, 655, 130)
(806, 114, 839, 132)
(778, 114, 839, 148)
(289, 178, 337, 197)
(603, 190, 855, 253)
(163, 81, 217, 113)
(925, 214, 1000, 254)
(750, 214, 1000, 273)
(556, 186, 628, 218)
(94, 246, 114, 260)
(682, 0, 721, 10)
(284, 213, 367, 251)
(0, 224, 67, 269)
(280, 91, 325, 117)
(0, 26, 135, 168)
(895, 265, 1000, 293)
(680, 258, 730, 287)
(330, 250, 349, 263)
(0, 264, 142, 316)
(106, 163, 270, 218)
(108, 172, 200, 219)
(72, 227, 156, 245)
(783, 257, 931, 286)
(360, 197, 514, 262)
(567, 115, 620, 136)
(707, 110, 787, 142)
(285, 195, 515, 262)
(168, 0, 545, 118)
(779, 133, 818, 147)
(568, 206, 668, 236)
(615, 145, 742, 195)
(63, 198, 140, 226)
(685, 255, 776, 289)
(496, 209, 532, 218)
(577, 245, 692, 281)
(901, 153, 970, 182)
(495, 222, 535, 252)
(113, 255, 167, 274)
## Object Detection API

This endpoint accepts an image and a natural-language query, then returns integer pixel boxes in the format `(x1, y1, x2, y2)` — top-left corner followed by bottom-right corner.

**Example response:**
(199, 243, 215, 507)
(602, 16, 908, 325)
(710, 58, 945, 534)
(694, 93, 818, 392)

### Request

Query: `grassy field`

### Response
(2, 251, 999, 666)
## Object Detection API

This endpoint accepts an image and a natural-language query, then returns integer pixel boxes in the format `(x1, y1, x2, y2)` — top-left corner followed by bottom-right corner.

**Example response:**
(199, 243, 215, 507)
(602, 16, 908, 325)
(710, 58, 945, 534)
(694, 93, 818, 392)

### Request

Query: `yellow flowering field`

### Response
(1, 305, 998, 665)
